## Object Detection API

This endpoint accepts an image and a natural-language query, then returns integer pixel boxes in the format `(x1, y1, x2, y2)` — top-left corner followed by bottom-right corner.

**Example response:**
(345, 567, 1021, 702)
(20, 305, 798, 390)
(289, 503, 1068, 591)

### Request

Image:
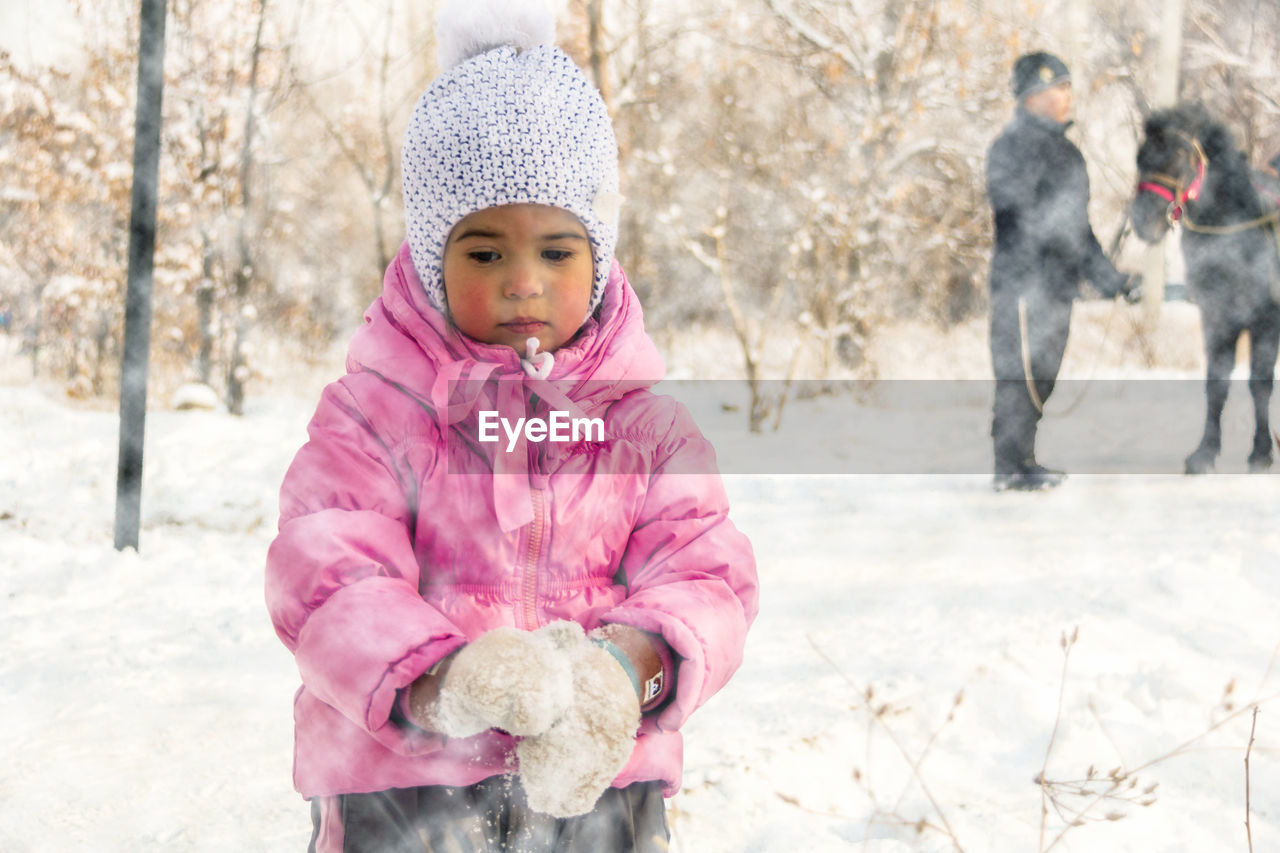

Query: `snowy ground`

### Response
(2, 307, 1278, 852)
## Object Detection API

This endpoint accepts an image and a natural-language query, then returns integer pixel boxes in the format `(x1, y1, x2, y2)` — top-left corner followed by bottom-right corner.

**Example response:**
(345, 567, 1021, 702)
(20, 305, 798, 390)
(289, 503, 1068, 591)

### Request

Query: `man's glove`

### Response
(431, 624, 575, 738)
(516, 630, 641, 817)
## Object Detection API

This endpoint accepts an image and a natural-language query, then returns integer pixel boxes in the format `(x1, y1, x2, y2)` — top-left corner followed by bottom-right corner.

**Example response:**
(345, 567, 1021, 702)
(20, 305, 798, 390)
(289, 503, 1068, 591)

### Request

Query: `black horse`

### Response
(1131, 103, 1280, 473)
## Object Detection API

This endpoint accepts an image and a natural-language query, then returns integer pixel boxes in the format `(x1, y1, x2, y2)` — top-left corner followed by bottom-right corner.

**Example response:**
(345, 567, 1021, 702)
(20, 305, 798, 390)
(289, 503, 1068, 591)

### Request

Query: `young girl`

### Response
(264, 2, 758, 850)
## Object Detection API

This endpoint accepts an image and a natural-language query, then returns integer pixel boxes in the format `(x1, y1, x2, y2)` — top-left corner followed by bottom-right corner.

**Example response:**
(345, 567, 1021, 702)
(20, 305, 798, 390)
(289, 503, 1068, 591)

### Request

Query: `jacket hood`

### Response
(345, 242, 667, 532)
(347, 241, 665, 406)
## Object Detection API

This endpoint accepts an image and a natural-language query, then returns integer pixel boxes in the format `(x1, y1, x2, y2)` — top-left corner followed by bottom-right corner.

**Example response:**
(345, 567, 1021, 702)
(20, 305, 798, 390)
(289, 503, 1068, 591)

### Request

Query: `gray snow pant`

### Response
(989, 287, 1073, 473)
(307, 776, 669, 853)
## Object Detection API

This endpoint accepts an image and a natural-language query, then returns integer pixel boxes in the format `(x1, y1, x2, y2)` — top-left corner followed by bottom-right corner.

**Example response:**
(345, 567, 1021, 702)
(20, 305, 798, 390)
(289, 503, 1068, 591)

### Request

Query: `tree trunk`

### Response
(586, 0, 610, 108)
(225, 0, 268, 416)
(197, 230, 215, 384)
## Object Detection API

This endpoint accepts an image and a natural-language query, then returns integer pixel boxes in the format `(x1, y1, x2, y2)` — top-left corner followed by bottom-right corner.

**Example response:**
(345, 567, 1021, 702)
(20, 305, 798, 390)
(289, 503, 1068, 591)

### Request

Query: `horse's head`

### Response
(1132, 107, 1211, 243)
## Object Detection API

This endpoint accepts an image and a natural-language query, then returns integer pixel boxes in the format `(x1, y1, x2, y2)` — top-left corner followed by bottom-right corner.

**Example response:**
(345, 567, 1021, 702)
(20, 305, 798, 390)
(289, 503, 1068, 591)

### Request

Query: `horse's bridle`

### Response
(1136, 129, 1207, 226)
(1137, 129, 1280, 237)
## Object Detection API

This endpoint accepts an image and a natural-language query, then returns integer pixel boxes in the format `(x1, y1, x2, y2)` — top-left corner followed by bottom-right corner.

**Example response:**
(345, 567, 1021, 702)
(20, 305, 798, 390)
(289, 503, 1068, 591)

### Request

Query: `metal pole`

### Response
(114, 0, 168, 551)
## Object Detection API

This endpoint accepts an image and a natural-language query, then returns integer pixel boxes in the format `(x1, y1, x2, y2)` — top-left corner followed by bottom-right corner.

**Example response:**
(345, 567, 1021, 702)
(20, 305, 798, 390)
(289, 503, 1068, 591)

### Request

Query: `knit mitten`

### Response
(516, 634, 641, 817)
(433, 625, 575, 738)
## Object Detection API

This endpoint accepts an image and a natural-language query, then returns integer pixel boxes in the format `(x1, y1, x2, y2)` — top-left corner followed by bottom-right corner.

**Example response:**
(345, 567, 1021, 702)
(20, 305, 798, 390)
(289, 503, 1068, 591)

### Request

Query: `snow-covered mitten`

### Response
(432, 625, 575, 738)
(516, 634, 641, 817)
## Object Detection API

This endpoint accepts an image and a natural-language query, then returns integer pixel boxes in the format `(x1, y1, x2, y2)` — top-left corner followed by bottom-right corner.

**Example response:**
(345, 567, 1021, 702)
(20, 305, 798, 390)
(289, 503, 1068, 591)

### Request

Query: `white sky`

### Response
(0, 0, 81, 69)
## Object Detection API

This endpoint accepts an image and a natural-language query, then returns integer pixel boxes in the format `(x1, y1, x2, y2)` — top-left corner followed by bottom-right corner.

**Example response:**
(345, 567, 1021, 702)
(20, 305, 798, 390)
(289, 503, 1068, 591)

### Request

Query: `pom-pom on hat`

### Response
(1011, 51, 1071, 100)
(402, 0, 621, 314)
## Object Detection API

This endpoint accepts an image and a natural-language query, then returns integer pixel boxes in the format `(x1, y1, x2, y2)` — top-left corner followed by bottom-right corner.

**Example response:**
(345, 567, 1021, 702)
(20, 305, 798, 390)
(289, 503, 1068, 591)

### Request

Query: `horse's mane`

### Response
(1142, 102, 1242, 165)
(1142, 102, 1278, 226)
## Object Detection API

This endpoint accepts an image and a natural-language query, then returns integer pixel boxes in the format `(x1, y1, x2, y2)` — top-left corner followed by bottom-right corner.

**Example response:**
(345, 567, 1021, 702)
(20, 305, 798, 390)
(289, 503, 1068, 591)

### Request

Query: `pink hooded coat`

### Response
(265, 243, 758, 799)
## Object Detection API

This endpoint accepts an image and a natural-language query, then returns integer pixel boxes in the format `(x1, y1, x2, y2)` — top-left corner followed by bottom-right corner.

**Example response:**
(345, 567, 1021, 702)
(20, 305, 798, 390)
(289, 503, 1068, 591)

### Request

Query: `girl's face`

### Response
(442, 204, 594, 354)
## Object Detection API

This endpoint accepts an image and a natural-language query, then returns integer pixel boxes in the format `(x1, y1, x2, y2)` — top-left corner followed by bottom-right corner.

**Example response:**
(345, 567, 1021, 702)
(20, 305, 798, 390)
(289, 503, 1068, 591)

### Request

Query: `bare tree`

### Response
(294, 0, 422, 282)
(223, 0, 269, 414)
(0, 49, 136, 394)
(596, 0, 1017, 428)
(1182, 0, 1280, 164)
(14, 0, 1273, 414)
(0, 0, 322, 406)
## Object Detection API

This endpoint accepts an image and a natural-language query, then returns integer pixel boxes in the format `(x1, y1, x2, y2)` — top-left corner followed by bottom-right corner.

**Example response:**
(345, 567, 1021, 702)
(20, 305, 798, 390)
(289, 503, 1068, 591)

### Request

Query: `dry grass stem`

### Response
(805, 634, 968, 852)
(1037, 628, 1280, 853)
(1245, 706, 1258, 853)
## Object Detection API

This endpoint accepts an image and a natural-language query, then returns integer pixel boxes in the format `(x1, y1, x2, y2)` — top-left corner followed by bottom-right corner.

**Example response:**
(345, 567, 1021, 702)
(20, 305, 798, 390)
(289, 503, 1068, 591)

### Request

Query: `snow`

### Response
(170, 382, 221, 411)
(1, 318, 1278, 852)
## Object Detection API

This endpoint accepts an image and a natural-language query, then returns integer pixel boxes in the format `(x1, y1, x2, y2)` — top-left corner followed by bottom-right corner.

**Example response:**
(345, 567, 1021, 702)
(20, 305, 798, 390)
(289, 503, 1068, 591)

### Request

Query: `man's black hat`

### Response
(1012, 52, 1071, 100)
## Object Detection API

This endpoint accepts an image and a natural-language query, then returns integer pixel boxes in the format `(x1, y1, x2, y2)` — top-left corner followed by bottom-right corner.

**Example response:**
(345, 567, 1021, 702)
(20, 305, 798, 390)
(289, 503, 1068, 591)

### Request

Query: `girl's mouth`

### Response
(502, 319, 546, 334)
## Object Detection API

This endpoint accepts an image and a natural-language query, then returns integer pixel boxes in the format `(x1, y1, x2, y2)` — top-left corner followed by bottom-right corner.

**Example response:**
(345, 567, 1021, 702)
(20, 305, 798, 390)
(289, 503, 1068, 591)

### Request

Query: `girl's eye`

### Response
(468, 250, 500, 264)
(543, 249, 574, 262)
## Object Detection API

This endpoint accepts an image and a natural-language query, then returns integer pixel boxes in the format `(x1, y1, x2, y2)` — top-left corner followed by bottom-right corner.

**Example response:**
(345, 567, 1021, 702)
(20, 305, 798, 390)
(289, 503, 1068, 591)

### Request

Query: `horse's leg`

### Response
(1187, 316, 1236, 474)
(1246, 306, 1279, 472)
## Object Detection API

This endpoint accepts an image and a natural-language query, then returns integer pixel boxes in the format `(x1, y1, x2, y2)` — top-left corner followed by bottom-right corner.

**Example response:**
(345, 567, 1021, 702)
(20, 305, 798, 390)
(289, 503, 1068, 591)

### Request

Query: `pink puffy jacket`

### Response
(265, 243, 758, 799)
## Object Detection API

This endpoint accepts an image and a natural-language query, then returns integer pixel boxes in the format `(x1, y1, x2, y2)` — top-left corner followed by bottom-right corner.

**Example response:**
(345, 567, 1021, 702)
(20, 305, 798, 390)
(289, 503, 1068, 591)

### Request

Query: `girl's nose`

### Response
(504, 260, 543, 299)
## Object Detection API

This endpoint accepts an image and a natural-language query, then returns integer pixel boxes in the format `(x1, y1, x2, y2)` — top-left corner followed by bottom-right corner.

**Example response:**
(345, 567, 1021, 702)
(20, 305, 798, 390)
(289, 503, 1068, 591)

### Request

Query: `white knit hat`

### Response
(402, 0, 622, 314)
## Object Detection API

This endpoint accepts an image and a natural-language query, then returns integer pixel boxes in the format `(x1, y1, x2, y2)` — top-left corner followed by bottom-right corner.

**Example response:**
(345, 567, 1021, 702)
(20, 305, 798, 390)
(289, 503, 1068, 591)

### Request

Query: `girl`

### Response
(264, 2, 759, 850)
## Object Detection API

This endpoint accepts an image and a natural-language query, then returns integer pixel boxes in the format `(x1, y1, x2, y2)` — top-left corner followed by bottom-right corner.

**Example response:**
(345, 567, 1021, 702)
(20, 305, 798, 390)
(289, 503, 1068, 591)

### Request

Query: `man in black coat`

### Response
(986, 51, 1137, 492)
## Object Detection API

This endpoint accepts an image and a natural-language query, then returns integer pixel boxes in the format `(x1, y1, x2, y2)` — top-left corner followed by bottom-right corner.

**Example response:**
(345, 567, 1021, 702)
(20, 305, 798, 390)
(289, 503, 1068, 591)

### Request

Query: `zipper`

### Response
(518, 485, 546, 630)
